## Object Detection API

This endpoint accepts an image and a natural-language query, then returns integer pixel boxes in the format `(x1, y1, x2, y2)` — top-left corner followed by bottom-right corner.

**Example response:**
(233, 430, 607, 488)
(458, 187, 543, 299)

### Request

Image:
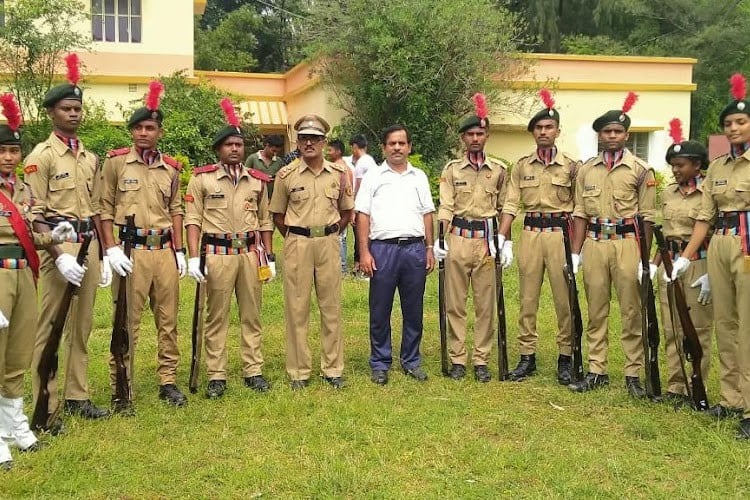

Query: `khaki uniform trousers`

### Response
(282, 233, 343, 380)
(31, 239, 100, 411)
(517, 230, 572, 356)
(708, 235, 750, 413)
(657, 259, 712, 395)
(204, 252, 264, 380)
(0, 268, 36, 398)
(445, 233, 495, 366)
(581, 238, 643, 377)
(109, 247, 179, 391)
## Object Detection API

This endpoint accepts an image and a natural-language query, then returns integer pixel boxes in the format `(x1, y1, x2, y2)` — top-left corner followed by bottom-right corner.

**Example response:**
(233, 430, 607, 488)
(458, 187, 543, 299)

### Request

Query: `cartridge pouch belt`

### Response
(118, 226, 172, 249)
(588, 217, 636, 239)
(666, 238, 709, 261)
(0, 244, 25, 259)
(451, 217, 491, 231)
(523, 212, 567, 232)
(47, 216, 94, 233)
(288, 223, 340, 238)
(714, 211, 745, 232)
(205, 232, 256, 249)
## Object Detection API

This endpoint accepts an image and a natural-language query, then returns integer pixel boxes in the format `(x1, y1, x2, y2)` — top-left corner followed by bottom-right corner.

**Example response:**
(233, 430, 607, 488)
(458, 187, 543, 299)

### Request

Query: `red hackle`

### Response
(621, 91, 638, 113)
(730, 73, 747, 101)
(65, 53, 80, 86)
(0, 93, 22, 132)
(472, 93, 488, 120)
(668, 118, 683, 145)
(220, 97, 240, 127)
(539, 88, 555, 110)
(145, 80, 164, 111)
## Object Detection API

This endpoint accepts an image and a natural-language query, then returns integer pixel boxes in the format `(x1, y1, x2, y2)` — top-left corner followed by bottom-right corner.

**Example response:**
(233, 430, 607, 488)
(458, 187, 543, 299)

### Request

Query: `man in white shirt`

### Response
(350, 134, 378, 276)
(355, 125, 435, 385)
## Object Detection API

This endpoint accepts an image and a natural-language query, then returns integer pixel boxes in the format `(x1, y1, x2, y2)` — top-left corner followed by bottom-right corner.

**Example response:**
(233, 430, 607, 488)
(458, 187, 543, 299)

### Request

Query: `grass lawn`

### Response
(4, 229, 750, 498)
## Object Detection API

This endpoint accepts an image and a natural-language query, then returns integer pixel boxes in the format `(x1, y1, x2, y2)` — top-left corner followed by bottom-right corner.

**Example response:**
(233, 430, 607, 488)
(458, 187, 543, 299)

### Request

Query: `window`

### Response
(92, 0, 141, 43)
(625, 132, 649, 159)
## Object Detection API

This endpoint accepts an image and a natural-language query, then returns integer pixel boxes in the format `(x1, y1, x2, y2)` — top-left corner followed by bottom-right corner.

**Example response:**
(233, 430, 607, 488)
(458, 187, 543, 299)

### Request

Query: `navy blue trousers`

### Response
(368, 240, 427, 371)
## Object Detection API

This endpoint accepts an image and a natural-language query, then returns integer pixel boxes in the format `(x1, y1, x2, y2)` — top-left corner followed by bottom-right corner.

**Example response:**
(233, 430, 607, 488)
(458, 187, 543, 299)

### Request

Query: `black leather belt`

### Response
(715, 212, 743, 230)
(375, 237, 424, 245)
(523, 215, 567, 229)
(452, 217, 490, 230)
(204, 234, 255, 248)
(588, 222, 636, 235)
(288, 224, 339, 237)
(118, 228, 172, 247)
(48, 217, 94, 232)
(0, 245, 24, 259)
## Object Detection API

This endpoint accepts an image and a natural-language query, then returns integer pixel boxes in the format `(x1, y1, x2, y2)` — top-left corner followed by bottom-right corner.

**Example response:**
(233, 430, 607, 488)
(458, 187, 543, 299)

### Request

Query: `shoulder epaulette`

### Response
(488, 156, 510, 169)
(193, 164, 219, 175)
(106, 147, 131, 158)
(277, 164, 294, 179)
(248, 168, 271, 182)
(162, 154, 183, 171)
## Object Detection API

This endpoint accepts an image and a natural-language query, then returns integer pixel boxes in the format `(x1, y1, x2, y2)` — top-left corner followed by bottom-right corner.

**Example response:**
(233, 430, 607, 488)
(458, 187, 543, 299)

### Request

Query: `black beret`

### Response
(458, 114, 489, 133)
(0, 125, 22, 146)
(527, 107, 560, 132)
(127, 107, 164, 129)
(665, 140, 708, 169)
(718, 100, 750, 126)
(42, 83, 83, 108)
(592, 110, 631, 132)
(212, 125, 243, 149)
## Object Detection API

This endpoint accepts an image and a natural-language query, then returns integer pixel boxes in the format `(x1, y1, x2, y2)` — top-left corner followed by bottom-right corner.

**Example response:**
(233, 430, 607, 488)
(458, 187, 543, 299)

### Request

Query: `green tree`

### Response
(305, 0, 526, 169)
(0, 0, 89, 123)
(195, 5, 260, 72)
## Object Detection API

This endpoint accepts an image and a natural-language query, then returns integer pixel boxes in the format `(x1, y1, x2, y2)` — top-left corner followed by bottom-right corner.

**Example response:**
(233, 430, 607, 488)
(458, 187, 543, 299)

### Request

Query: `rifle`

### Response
(32, 232, 93, 431)
(636, 215, 661, 399)
(562, 217, 584, 384)
(189, 235, 208, 392)
(111, 214, 135, 411)
(653, 226, 709, 410)
(437, 222, 450, 376)
(493, 218, 509, 381)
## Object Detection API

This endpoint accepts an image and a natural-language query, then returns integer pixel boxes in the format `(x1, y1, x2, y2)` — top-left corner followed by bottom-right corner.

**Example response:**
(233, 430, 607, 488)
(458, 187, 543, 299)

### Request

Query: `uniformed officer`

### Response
(568, 92, 657, 397)
(673, 73, 750, 438)
(651, 120, 712, 404)
(498, 89, 578, 384)
(25, 54, 111, 428)
(185, 98, 275, 398)
(0, 94, 74, 469)
(433, 94, 508, 382)
(244, 134, 284, 199)
(269, 114, 354, 390)
(99, 81, 188, 409)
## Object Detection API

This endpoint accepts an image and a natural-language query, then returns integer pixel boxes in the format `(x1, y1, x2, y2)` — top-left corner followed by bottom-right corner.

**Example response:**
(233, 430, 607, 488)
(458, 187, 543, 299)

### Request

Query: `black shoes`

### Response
(509, 354, 536, 381)
(159, 384, 187, 407)
(569, 372, 610, 393)
(244, 375, 271, 393)
(111, 395, 135, 417)
(403, 366, 428, 382)
(707, 404, 744, 420)
(322, 376, 344, 389)
(474, 365, 491, 383)
(371, 370, 388, 386)
(625, 376, 647, 398)
(737, 418, 750, 440)
(206, 380, 227, 399)
(64, 399, 111, 419)
(448, 364, 466, 380)
(290, 379, 310, 391)
(557, 355, 572, 385)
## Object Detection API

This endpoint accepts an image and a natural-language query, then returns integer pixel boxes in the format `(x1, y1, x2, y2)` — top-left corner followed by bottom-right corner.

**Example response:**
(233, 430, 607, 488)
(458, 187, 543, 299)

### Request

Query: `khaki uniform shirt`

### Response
(662, 179, 705, 240)
(99, 147, 183, 229)
(503, 150, 578, 216)
(696, 152, 750, 222)
(573, 149, 656, 222)
(23, 133, 100, 219)
(269, 159, 354, 226)
(0, 178, 53, 248)
(184, 164, 273, 233)
(437, 156, 507, 221)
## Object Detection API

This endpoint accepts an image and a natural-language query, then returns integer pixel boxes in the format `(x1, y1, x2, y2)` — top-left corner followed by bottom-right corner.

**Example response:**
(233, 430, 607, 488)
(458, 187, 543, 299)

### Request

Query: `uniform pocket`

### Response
(520, 177, 541, 207)
(49, 176, 76, 191)
(582, 188, 600, 213)
(549, 176, 573, 204)
(736, 181, 750, 205)
(118, 179, 141, 192)
(205, 197, 227, 210)
(613, 189, 636, 213)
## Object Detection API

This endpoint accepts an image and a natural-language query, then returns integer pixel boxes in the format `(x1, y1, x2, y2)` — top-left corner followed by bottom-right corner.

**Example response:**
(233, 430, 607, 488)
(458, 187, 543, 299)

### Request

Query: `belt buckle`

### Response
(600, 223, 616, 235)
(231, 238, 246, 249)
(145, 234, 161, 247)
(309, 226, 325, 237)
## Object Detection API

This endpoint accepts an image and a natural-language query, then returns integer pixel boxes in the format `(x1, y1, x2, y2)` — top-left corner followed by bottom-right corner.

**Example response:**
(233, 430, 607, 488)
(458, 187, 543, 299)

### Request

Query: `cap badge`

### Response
(738, 102, 746, 111)
(73, 87, 81, 96)
(151, 111, 159, 119)
(549, 110, 555, 116)
(674, 145, 682, 153)
(619, 114, 626, 121)
(13, 131, 20, 139)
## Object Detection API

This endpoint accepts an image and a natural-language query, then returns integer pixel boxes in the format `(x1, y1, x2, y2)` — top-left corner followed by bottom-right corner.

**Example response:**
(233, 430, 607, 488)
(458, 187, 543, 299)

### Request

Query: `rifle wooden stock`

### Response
(111, 215, 135, 408)
(653, 226, 709, 410)
(189, 235, 208, 392)
(493, 219, 508, 381)
(562, 219, 584, 384)
(637, 216, 661, 399)
(437, 223, 450, 376)
(31, 233, 93, 431)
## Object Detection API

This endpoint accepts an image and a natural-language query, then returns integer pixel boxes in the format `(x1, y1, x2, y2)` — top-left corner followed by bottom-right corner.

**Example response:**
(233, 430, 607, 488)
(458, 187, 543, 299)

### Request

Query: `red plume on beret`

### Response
(145, 80, 164, 112)
(730, 73, 747, 101)
(621, 91, 638, 113)
(0, 93, 22, 132)
(472, 93, 488, 121)
(539, 88, 555, 110)
(65, 53, 80, 86)
(668, 118, 684, 145)
(220, 97, 240, 127)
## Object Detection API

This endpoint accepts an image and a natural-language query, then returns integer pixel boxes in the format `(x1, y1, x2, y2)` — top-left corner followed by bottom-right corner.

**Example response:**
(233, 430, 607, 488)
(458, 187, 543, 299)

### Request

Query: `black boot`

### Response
(508, 354, 536, 381)
(625, 376, 647, 398)
(557, 355, 572, 385)
(159, 384, 188, 407)
(64, 399, 111, 419)
(569, 372, 609, 393)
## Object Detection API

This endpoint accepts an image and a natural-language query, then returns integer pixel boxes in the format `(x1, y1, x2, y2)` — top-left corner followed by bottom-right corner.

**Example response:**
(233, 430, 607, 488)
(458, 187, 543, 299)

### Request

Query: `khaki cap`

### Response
(295, 114, 330, 136)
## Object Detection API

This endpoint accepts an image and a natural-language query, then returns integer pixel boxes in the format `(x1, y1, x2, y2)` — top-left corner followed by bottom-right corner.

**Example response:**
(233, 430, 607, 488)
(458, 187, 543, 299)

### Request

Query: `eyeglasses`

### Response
(297, 135, 325, 144)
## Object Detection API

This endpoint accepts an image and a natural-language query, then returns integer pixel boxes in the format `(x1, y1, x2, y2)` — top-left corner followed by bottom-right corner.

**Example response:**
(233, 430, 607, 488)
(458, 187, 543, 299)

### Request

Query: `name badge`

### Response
(454, 181, 468, 186)
(53, 172, 70, 180)
(715, 179, 728, 186)
(523, 175, 535, 181)
(0, 210, 11, 217)
(584, 185, 597, 191)
(290, 186, 305, 193)
(123, 178, 139, 185)
(208, 193, 225, 199)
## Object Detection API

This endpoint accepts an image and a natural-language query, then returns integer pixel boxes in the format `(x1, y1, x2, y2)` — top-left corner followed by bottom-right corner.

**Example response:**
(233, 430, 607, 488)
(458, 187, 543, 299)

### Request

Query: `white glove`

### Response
(490, 234, 505, 259)
(55, 253, 86, 286)
(50, 221, 76, 243)
(500, 240, 513, 269)
(691, 273, 712, 305)
(175, 251, 187, 279)
(106, 246, 133, 277)
(266, 261, 277, 283)
(0, 309, 8, 329)
(99, 256, 112, 288)
(188, 257, 205, 282)
(637, 263, 658, 284)
(670, 256, 691, 281)
(570, 253, 581, 275)
(432, 240, 448, 261)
